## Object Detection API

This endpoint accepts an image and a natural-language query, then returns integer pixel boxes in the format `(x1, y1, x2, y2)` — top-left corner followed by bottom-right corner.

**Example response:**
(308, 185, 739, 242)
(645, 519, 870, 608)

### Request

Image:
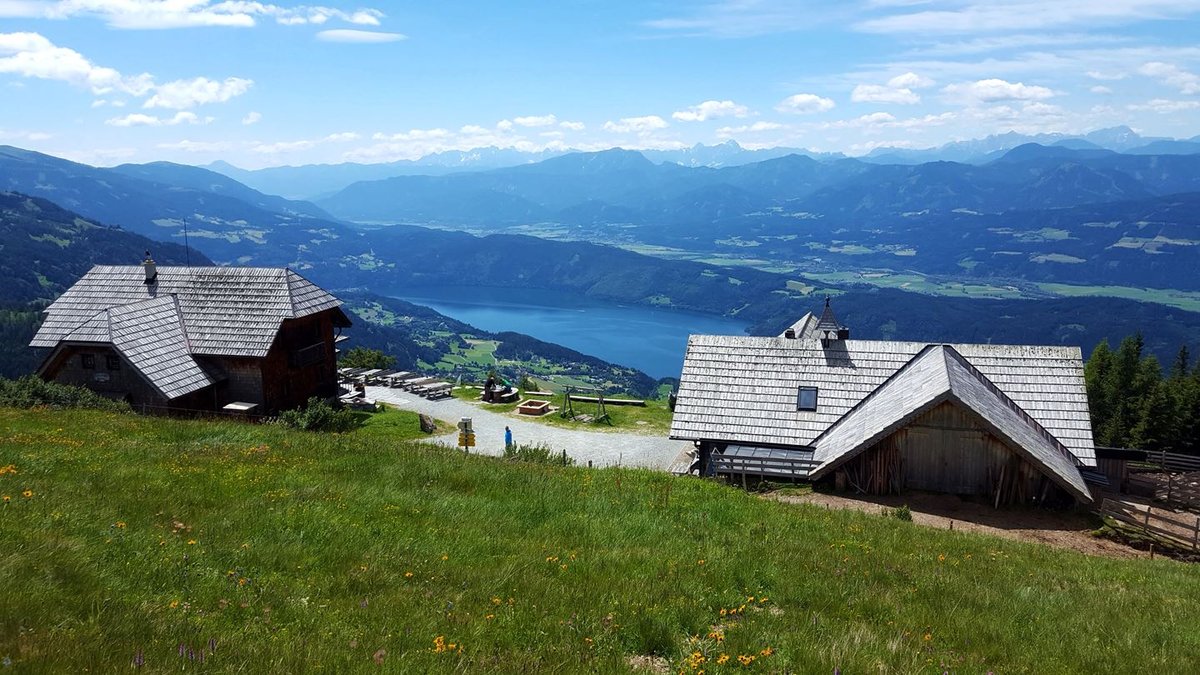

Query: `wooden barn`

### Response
(29, 256, 351, 415)
(670, 300, 1096, 505)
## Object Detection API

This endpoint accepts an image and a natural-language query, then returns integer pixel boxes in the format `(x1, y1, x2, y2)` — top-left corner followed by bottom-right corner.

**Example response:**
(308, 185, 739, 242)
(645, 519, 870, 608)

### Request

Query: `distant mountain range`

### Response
(306, 142, 1200, 291)
(205, 126, 1198, 200)
(3, 142, 1200, 370)
(0, 145, 366, 267)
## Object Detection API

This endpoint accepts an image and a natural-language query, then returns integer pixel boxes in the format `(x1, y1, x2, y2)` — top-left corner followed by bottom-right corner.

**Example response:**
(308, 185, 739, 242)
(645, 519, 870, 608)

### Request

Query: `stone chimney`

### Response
(142, 251, 158, 285)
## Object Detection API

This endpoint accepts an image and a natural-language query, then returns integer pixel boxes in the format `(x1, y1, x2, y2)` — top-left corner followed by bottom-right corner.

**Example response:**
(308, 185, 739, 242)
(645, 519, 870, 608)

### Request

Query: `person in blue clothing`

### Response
(504, 426, 513, 451)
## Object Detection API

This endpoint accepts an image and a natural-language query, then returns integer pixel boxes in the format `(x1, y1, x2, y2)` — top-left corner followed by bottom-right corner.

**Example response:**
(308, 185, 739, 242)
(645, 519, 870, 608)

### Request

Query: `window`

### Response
(796, 386, 818, 411)
(81, 354, 95, 370)
(106, 355, 121, 371)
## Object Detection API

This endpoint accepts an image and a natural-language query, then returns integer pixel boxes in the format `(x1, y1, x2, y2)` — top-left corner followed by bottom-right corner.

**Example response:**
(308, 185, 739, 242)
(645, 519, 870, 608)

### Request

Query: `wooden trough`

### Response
(517, 399, 551, 416)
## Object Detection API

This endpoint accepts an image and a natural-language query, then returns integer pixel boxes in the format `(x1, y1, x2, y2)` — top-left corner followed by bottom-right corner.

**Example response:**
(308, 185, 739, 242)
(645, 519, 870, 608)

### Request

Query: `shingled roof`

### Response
(670, 333, 1096, 467)
(31, 265, 349, 400)
(807, 345, 1091, 502)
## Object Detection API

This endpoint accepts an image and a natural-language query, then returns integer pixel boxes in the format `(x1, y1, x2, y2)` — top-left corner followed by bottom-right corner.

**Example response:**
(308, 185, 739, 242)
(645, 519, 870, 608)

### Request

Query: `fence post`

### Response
(1193, 518, 1199, 552)
(1144, 506, 1152, 526)
(1167, 474, 1173, 505)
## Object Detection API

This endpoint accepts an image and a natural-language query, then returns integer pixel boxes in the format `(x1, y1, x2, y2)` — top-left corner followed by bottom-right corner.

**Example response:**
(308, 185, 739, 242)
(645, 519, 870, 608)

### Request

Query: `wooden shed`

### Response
(30, 257, 351, 414)
(670, 302, 1096, 505)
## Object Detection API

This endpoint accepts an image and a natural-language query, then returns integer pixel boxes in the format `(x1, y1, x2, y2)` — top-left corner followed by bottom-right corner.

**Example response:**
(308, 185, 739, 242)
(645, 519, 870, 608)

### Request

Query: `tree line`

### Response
(1085, 335, 1200, 455)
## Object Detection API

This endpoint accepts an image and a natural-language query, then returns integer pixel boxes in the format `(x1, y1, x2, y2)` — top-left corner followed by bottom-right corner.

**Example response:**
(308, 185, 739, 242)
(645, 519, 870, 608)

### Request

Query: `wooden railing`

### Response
(711, 454, 820, 480)
(1100, 498, 1200, 552)
(1139, 450, 1200, 473)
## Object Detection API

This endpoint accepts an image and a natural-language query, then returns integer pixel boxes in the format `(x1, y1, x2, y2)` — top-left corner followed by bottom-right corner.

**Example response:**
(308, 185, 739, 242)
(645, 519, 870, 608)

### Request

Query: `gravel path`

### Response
(367, 386, 689, 470)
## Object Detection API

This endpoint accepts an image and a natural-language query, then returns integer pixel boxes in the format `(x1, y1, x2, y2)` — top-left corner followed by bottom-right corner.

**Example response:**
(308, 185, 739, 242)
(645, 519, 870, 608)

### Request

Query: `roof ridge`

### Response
(284, 268, 299, 318)
(810, 343, 948, 447)
(941, 346, 1077, 464)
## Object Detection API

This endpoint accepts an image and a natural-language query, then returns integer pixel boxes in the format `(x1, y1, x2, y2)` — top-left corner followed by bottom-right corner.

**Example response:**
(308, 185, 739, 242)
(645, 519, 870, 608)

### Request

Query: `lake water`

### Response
(388, 286, 750, 379)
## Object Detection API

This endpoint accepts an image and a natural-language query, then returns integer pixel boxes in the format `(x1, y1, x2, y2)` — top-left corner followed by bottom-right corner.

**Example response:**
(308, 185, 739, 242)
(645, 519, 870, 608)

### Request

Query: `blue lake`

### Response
(388, 286, 751, 379)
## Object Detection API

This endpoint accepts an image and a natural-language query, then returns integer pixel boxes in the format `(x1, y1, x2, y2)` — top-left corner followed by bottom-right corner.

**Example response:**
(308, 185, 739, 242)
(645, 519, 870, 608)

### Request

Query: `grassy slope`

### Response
(2, 408, 1199, 673)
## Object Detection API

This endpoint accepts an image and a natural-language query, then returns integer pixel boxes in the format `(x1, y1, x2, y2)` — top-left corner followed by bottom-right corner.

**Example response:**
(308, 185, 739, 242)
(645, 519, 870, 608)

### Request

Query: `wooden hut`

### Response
(670, 300, 1096, 505)
(30, 256, 351, 415)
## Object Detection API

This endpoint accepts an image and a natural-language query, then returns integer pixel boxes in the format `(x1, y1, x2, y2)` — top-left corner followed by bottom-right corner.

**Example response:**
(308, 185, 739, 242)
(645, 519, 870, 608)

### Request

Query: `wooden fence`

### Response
(712, 454, 820, 482)
(1099, 498, 1200, 552)
(1135, 450, 1200, 473)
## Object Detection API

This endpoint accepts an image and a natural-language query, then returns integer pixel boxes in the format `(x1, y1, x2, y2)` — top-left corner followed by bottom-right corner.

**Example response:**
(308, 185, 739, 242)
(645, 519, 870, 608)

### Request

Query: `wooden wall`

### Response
(43, 346, 166, 408)
(839, 401, 1059, 504)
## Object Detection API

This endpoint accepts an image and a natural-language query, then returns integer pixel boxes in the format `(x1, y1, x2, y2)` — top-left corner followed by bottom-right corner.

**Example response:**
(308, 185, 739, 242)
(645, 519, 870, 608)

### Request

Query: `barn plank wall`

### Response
(840, 401, 1058, 505)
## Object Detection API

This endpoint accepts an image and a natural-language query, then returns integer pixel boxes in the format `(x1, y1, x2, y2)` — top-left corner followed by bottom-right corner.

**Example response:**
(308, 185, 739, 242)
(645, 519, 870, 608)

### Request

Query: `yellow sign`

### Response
(458, 433, 476, 448)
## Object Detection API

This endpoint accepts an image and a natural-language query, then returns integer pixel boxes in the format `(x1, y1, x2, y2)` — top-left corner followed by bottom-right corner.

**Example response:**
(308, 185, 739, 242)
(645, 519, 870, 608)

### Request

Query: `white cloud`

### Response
(1087, 70, 1128, 81)
(1128, 98, 1200, 112)
(371, 128, 451, 142)
(157, 139, 234, 152)
(819, 111, 957, 132)
(887, 71, 934, 89)
(775, 93, 836, 114)
(0, 127, 52, 142)
(671, 99, 751, 122)
(602, 115, 669, 133)
(857, 1, 1200, 34)
(942, 78, 1055, 103)
(242, 111, 262, 125)
(851, 84, 920, 105)
(459, 124, 490, 135)
(559, 120, 585, 131)
(316, 29, 405, 43)
(1090, 85, 1114, 94)
(851, 72, 933, 105)
(1139, 61, 1200, 94)
(106, 111, 211, 127)
(143, 77, 253, 109)
(0, 31, 153, 95)
(0, 32, 251, 110)
(512, 114, 558, 128)
(249, 131, 362, 154)
(496, 119, 514, 131)
(2, 2, 387, 30)
(716, 121, 785, 135)
(324, 131, 360, 142)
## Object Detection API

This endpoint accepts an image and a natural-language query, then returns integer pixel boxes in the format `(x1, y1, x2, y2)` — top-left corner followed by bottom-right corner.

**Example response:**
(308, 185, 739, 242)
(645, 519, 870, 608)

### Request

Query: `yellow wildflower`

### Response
(737, 654, 755, 666)
(169, 600, 179, 609)
(485, 614, 494, 620)
(404, 571, 414, 579)
(491, 597, 502, 605)
(923, 633, 932, 642)
(187, 539, 197, 545)
(716, 654, 730, 665)
(115, 521, 127, 529)
(719, 608, 727, 617)
(697, 559, 705, 566)
(22, 489, 33, 498)
(2, 495, 9, 503)
(760, 647, 774, 656)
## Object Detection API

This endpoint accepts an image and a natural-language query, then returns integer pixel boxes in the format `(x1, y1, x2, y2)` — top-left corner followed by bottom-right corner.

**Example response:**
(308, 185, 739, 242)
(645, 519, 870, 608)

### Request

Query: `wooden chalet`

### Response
(671, 300, 1097, 505)
(30, 256, 351, 415)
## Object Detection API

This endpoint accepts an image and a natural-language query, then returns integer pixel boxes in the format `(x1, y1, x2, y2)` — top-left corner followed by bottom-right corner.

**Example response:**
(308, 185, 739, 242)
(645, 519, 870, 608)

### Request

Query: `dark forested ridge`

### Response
(0, 192, 207, 377)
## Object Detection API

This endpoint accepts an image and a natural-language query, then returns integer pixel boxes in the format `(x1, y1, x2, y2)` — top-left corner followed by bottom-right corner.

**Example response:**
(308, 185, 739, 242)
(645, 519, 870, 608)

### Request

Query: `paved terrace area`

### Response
(367, 386, 689, 471)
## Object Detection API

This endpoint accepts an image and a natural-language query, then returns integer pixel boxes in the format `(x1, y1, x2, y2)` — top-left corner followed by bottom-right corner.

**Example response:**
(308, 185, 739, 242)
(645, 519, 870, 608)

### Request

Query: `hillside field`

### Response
(2, 407, 1199, 672)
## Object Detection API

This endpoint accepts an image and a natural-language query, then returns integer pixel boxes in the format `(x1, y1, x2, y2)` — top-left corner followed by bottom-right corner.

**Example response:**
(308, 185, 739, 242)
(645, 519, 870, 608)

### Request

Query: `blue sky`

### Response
(2, 1, 1199, 168)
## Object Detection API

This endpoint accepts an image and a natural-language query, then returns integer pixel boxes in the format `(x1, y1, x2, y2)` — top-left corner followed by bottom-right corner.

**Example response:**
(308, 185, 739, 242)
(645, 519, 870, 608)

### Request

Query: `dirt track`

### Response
(769, 490, 1143, 560)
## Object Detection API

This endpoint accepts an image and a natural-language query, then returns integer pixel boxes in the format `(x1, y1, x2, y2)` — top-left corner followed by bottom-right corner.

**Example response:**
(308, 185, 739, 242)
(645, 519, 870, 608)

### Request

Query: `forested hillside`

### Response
(0, 192, 207, 377)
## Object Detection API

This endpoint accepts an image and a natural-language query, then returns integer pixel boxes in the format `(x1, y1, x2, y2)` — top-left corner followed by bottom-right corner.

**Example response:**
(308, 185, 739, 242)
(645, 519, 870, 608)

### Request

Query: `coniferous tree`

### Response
(1084, 340, 1115, 445)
